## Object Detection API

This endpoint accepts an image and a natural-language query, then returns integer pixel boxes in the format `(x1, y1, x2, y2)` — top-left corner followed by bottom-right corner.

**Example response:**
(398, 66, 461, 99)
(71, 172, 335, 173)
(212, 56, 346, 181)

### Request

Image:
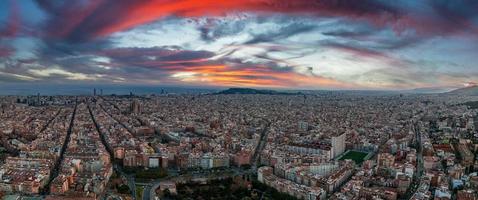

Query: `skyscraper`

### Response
(130, 99, 141, 114)
(37, 93, 40, 106)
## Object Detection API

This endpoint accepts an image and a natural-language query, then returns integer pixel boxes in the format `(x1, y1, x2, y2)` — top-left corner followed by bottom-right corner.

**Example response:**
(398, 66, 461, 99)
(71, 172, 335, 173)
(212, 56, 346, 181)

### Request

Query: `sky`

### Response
(0, 0, 477, 90)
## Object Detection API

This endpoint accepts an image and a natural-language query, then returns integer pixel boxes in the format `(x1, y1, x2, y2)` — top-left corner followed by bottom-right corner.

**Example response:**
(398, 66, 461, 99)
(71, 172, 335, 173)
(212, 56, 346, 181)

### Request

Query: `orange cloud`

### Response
(168, 65, 352, 88)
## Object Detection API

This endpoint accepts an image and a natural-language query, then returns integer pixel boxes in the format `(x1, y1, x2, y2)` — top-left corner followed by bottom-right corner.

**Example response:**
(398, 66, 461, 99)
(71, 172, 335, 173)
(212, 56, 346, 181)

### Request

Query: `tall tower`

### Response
(130, 99, 141, 114)
(331, 132, 346, 158)
(94, 88, 96, 96)
(37, 93, 40, 106)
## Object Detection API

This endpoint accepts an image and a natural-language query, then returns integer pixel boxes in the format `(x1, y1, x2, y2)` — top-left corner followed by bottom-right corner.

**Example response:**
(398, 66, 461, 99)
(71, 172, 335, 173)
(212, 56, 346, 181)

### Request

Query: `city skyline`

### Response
(1, 0, 477, 90)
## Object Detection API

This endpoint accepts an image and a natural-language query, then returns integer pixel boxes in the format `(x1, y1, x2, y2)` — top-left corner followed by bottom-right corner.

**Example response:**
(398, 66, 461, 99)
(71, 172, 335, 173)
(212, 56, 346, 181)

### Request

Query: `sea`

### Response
(0, 84, 221, 96)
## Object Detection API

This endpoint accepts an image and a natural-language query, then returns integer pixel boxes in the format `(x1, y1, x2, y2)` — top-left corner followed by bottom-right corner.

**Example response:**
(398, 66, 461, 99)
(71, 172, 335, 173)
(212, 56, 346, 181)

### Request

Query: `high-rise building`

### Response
(130, 99, 141, 114)
(93, 88, 96, 96)
(331, 132, 346, 158)
(37, 93, 40, 106)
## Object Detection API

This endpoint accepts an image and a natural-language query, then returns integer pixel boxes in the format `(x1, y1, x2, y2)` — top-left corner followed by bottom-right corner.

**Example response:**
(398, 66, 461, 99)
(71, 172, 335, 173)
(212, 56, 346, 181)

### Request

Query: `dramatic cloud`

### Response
(0, 46, 14, 58)
(393, 0, 478, 35)
(34, 0, 401, 41)
(0, 1, 19, 38)
(0, 0, 477, 89)
(0, 1, 19, 58)
(32, 0, 478, 42)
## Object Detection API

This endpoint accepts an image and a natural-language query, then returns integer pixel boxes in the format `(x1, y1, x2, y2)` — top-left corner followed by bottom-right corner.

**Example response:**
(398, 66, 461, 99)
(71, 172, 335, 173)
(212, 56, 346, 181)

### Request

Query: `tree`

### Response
(163, 188, 171, 198)
(117, 184, 131, 194)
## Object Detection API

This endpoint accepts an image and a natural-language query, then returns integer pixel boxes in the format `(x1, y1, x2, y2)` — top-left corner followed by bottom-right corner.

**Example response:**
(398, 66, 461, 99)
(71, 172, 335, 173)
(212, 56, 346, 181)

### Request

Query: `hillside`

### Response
(445, 86, 478, 96)
(216, 88, 299, 95)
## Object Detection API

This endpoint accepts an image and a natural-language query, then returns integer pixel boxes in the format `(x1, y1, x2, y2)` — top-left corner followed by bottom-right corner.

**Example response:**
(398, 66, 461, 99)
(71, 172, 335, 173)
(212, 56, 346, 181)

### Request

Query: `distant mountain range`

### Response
(445, 85, 478, 95)
(216, 88, 300, 95)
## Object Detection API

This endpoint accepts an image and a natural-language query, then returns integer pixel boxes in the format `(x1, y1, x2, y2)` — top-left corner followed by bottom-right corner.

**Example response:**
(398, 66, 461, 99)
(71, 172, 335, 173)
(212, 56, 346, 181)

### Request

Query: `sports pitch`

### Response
(339, 150, 369, 164)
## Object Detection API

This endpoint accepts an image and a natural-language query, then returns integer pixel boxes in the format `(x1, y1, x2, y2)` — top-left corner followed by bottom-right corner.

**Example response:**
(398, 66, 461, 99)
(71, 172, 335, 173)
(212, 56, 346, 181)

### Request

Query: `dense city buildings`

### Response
(0, 89, 478, 199)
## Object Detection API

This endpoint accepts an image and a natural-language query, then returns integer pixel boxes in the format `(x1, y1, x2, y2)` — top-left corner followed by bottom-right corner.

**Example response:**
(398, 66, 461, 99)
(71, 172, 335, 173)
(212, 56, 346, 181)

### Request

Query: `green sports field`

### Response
(339, 150, 369, 164)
